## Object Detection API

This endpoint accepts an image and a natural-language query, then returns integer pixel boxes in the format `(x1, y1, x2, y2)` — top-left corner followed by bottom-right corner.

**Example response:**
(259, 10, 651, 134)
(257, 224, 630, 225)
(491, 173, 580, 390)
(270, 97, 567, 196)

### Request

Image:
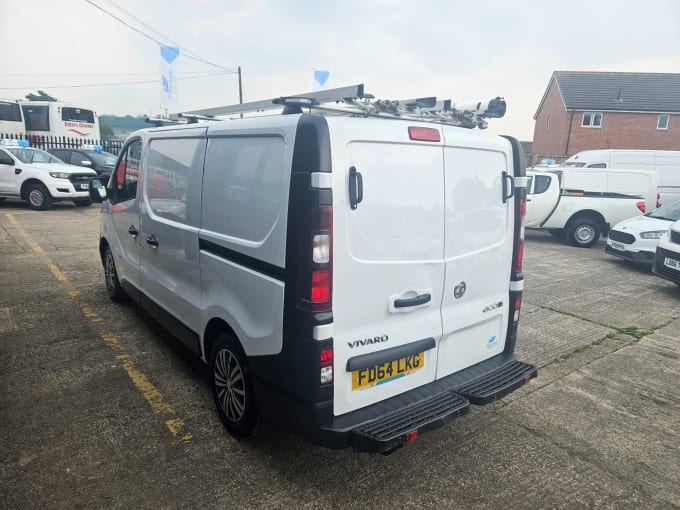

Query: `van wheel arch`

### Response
(203, 318, 240, 364)
(565, 211, 606, 248)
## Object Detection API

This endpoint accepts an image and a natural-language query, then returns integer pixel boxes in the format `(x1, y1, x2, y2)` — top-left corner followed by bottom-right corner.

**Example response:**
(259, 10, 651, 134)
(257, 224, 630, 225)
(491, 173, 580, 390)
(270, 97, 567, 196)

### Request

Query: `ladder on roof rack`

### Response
(170, 83, 506, 129)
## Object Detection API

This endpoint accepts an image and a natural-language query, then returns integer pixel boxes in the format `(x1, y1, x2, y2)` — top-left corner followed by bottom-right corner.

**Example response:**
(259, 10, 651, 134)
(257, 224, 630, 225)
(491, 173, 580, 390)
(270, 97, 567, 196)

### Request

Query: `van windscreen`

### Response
(0, 102, 22, 122)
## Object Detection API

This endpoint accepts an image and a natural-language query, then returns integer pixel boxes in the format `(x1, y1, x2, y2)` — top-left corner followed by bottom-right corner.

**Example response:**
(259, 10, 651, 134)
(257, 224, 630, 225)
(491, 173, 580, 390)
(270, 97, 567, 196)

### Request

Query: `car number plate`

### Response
(352, 352, 424, 390)
(610, 241, 626, 251)
(664, 257, 680, 270)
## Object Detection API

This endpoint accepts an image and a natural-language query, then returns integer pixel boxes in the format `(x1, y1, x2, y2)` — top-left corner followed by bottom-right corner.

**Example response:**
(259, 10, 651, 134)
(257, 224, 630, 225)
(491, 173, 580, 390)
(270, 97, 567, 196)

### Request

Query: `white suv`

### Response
(0, 140, 97, 210)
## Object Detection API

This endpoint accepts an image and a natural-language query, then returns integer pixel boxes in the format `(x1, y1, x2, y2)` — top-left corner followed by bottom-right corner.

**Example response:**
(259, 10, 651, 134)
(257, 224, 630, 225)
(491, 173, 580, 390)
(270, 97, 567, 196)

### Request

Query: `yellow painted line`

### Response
(5, 213, 192, 445)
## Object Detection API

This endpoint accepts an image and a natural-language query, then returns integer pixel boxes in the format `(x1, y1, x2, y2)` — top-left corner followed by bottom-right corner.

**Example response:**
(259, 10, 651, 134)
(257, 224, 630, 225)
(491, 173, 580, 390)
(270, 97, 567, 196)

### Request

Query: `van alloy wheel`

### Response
(214, 349, 246, 422)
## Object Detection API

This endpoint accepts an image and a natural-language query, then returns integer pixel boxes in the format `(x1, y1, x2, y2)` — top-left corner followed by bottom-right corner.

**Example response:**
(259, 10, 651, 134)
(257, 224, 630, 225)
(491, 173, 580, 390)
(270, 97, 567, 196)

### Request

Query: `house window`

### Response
(658, 114, 670, 130)
(582, 111, 602, 128)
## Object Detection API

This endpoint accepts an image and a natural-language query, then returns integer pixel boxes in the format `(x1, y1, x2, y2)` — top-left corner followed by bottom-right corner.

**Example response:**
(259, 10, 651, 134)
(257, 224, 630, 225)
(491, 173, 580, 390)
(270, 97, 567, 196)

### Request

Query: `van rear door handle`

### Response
(128, 225, 138, 237)
(349, 166, 363, 210)
(145, 234, 159, 248)
(394, 293, 431, 308)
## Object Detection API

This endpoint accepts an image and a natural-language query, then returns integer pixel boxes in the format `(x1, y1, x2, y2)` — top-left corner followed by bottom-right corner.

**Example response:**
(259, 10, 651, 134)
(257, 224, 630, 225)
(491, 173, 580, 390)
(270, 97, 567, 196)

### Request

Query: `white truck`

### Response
(526, 166, 659, 247)
(564, 149, 680, 204)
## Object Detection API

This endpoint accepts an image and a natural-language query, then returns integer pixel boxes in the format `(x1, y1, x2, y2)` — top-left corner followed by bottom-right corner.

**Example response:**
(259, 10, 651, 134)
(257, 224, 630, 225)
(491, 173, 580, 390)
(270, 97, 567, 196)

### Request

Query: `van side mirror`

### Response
(89, 177, 108, 203)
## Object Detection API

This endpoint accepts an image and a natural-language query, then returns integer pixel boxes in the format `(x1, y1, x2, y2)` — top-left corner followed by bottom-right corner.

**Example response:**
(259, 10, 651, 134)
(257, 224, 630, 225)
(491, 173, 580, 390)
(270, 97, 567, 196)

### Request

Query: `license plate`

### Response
(80, 183, 89, 190)
(664, 257, 680, 270)
(352, 353, 424, 390)
(610, 241, 626, 251)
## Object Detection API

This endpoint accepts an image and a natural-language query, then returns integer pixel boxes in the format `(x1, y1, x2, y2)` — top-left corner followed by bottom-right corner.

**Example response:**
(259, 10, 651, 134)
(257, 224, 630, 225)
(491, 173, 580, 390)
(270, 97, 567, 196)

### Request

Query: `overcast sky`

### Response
(1, 0, 679, 139)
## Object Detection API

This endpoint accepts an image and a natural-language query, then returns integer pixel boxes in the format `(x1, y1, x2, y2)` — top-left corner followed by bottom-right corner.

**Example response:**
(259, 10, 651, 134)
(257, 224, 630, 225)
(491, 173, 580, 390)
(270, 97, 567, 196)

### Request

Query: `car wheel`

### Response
(567, 217, 601, 248)
(26, 183, 52, 211)
(74, 199, 92, 207)
(103, 245, 127, 302)
(210, 333, 261, 438)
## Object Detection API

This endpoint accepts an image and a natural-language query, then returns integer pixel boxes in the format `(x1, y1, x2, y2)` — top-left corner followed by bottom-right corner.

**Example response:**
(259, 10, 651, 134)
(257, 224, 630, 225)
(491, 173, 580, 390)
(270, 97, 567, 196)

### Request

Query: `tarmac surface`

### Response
(0, 199, 678, 509)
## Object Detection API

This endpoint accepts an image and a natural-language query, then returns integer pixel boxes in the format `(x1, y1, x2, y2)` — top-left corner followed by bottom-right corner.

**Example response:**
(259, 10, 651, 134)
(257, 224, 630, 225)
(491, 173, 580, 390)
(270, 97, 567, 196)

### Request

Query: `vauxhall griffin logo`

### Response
(453, 281, 466, 299)
(348, 335, 389, 348)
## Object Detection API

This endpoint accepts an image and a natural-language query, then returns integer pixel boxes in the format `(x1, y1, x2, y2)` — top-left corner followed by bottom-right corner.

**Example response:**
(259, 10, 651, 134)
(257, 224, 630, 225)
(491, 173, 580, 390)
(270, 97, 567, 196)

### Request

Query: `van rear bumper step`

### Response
(453, 360, 537, 405)
(351, 391, 470, 453)
(309, 353, 536, 453)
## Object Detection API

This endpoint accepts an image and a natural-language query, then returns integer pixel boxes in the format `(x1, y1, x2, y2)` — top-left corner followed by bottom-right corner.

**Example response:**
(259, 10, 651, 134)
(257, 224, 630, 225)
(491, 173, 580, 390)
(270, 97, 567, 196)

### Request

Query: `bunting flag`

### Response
(313, 70, 330, 91)
(160, 46, 180, 105)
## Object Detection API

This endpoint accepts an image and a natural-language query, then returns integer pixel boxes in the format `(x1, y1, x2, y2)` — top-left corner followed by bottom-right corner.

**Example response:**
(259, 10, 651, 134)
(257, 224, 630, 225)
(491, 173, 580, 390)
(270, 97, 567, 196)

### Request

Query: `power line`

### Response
(84, 0, 237, 73)
(0, 72, 232, 90)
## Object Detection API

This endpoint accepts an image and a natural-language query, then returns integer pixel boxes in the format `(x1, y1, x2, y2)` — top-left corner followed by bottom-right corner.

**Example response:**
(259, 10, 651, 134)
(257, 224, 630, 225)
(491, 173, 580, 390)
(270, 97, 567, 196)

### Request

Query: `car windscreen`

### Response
(5, 147, 64, 164)
(88, 151, 117, 166)
(62, 107, 95, 123)
(647, 199, 680, 221)
(0, 101, 22, 122)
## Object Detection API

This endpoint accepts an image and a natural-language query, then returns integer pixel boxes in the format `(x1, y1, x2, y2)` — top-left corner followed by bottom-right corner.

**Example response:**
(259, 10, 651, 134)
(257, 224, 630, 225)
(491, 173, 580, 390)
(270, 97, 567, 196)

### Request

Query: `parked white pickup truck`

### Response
(526, 166, 659, 247)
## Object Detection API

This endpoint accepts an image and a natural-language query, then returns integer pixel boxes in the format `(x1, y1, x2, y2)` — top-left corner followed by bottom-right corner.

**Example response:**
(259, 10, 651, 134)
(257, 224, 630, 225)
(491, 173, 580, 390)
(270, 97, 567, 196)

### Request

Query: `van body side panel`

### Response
(328, 118, 446, 417)
(198, 117, 297, 358)
(437, 131, 513, 378)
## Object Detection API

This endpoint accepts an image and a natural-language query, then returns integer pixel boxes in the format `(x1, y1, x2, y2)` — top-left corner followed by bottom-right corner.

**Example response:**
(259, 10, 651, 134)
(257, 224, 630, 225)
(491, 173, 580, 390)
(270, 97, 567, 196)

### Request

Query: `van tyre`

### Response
(210, 333, 262, 438)
(74, 198, 92, 207)
(567, 217, 600, 248)
(26, 183, 52, 210)
(103, 245, 128, 302)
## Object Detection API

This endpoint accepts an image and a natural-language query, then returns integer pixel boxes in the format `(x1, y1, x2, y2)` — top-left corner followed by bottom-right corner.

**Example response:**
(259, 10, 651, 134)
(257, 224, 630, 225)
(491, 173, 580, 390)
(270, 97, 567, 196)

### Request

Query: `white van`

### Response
(20, 101, 100, 140)
(87, 87, 536, 453)
(0, 99, 25, 136)
(564, 149, 680, 204)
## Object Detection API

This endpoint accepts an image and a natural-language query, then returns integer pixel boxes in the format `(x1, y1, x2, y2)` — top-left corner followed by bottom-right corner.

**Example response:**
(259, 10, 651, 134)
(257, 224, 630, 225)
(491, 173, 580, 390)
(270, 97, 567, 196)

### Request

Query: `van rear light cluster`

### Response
(513, 198, 526, 272)
(320, 347, 333, 385)
(636, 201, 646, 213)
(298, 205, 333, 312)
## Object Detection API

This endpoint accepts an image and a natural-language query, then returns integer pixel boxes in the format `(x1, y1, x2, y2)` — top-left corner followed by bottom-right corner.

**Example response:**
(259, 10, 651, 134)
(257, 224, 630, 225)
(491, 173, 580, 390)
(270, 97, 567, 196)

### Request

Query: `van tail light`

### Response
(320, 347, 333, 385)
(512, 295, 522, 324)
(513, 198, 526, 272)
(636, 201, 646, 213)
(298, 205, 333, 312)
(657, 193, 661, 208)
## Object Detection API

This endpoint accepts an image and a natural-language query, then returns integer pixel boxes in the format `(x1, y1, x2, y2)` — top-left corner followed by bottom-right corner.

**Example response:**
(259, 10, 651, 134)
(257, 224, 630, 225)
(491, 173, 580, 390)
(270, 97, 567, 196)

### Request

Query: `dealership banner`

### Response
(160, 46, 180, 105)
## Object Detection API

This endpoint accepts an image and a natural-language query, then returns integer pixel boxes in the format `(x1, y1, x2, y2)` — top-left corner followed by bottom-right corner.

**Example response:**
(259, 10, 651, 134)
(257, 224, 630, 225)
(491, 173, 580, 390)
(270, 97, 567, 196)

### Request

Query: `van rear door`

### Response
(329, 119, 445, 416)
(436, 129, 515, 378)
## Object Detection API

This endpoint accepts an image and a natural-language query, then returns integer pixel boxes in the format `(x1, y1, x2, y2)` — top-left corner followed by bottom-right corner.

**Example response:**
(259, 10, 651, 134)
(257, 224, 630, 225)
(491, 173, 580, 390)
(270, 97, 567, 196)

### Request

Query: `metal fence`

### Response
(0, 132, 124, 155)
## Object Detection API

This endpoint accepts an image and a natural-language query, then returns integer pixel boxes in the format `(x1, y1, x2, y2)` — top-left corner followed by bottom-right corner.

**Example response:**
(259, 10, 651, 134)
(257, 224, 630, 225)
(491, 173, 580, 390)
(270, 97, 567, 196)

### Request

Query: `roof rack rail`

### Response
(170, 83, 506, 129)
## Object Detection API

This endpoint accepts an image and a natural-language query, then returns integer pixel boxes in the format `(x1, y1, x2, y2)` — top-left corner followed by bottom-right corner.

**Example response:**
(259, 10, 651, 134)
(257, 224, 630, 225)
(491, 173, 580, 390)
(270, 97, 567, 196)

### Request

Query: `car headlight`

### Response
(49, 172, 71, 179)
(640, 230, 666, 239)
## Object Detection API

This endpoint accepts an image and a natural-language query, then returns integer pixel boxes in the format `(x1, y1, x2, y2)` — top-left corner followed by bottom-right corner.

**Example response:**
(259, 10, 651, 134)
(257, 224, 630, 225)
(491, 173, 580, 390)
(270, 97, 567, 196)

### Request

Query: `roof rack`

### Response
(170, 83, 506, 129)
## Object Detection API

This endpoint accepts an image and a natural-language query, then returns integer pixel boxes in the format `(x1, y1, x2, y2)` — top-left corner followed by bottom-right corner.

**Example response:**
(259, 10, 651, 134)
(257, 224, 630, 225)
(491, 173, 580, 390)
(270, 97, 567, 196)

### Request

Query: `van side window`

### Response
(534, 175, 551, 194)
(110, 140, 141, 204)
(202, 136, 285, 242)
(586, 163, 607, 168)
(146, 137, 206, 225)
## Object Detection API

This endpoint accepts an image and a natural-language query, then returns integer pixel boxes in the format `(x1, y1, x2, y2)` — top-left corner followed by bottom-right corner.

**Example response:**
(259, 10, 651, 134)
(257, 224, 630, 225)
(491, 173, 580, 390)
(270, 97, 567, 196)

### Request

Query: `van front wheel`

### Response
(210, 333, 261, 438)
(567, 218, 600, 248)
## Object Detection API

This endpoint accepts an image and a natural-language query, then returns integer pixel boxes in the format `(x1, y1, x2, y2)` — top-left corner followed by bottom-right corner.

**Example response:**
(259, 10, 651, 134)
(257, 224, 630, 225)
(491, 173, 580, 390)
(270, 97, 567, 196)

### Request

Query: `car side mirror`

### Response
(88, 177, 108, 203)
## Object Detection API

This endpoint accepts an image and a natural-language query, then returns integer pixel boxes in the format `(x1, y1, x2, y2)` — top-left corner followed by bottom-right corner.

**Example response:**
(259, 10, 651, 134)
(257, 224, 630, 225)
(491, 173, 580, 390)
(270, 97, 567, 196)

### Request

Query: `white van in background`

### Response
(20, 101, 100, 140)
(564, 149, 680, 204)
(86, 85, 536, 454)
(0, 99, 25, 136)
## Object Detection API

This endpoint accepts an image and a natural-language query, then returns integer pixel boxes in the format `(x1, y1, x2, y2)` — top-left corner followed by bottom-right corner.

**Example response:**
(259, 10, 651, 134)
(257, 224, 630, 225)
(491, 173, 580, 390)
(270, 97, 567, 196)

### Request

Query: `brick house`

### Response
(531, 71, 680, 164)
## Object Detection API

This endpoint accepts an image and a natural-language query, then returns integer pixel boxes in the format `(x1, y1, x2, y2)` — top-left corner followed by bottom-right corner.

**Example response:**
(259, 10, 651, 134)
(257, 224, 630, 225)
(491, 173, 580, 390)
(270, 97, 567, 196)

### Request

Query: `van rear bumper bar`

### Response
(254, 353, 536, 453)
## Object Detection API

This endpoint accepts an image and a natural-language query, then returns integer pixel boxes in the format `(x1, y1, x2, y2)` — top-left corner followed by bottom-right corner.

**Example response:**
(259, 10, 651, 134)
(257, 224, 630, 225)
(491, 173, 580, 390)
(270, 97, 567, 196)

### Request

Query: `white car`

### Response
(0, 140, 97, 210)
(606, 199, 680, 264)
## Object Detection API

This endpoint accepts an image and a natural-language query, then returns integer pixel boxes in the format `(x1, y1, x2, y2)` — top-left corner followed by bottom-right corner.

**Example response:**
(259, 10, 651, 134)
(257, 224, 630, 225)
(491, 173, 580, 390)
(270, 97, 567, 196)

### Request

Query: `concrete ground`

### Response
(0, 200, 678, 509)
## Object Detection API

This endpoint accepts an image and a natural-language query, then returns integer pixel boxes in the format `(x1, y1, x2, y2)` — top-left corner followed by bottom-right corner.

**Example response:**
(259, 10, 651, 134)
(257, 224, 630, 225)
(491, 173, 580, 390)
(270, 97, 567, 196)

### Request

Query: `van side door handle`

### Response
(145, 234, 159, 248)
(349, 166, 363, 210)
(128, 225, 138, 237)
(394, 293, 431, 308)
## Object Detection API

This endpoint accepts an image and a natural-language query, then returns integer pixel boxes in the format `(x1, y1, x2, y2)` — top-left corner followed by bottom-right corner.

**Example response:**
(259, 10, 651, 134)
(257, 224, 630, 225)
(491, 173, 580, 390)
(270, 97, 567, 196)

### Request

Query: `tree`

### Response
(25, 90, 57, 101)
(99, 118, 114, 139)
